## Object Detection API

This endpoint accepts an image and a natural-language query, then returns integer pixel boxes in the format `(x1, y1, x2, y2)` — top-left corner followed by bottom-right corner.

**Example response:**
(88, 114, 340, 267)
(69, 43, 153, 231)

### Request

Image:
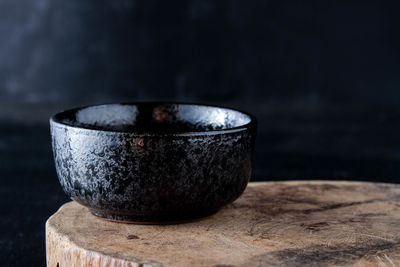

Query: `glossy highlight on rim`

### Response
(50, 102, 257, 136)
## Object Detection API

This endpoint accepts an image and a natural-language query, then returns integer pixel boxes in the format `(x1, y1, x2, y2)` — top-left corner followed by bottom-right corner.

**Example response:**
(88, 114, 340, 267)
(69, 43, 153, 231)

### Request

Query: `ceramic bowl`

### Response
(50, 102, 257, 223)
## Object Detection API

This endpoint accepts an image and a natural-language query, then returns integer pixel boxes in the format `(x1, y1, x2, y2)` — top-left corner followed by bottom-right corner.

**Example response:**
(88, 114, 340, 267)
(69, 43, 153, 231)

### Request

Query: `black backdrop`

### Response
(1, 1, 400, 265)
(1, 1, 400, 106)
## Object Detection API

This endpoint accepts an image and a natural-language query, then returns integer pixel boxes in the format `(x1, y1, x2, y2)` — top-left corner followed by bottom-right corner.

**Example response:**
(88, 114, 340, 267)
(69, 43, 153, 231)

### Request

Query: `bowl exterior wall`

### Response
(50, 121, 255, 221)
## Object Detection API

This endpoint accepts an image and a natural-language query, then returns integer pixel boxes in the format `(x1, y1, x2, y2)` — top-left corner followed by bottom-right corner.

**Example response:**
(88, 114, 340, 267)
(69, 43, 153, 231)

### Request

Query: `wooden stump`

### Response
(46, 181, 400, 267)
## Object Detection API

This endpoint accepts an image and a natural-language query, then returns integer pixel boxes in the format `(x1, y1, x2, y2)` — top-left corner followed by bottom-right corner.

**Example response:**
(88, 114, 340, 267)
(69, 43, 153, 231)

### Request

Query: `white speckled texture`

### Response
(50, 103, 256, 222)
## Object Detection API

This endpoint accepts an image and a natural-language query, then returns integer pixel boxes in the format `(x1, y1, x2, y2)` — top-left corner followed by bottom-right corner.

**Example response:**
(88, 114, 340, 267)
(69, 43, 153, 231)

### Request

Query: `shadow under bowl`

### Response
(50, 102, 257, 223)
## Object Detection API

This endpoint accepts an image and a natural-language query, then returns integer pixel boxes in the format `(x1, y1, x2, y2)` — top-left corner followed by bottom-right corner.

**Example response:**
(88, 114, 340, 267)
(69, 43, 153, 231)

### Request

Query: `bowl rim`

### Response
(50, 101, 257, 137)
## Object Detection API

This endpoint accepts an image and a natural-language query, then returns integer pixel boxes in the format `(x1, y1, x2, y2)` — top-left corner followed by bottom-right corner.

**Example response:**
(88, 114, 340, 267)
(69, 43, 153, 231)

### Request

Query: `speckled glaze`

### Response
(50, 102, 257, 223)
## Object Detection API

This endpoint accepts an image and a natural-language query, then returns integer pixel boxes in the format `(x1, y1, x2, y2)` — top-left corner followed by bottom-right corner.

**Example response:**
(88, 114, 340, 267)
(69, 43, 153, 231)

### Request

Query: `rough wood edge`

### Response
(46, 211, 162, 267)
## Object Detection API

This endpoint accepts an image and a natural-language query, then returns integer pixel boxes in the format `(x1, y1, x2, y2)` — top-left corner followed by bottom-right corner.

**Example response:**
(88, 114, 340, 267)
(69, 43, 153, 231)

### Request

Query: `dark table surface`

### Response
(1, 103, 400, 266)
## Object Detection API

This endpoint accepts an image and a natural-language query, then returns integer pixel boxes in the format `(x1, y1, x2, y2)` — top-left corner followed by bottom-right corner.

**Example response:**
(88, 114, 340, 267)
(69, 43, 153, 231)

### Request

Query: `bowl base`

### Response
(89, 209, 220, 225)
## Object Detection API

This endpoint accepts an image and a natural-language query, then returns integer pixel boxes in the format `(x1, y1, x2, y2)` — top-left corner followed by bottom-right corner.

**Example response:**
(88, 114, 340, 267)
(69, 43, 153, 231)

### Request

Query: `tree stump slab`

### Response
(46, 181, 400, 266)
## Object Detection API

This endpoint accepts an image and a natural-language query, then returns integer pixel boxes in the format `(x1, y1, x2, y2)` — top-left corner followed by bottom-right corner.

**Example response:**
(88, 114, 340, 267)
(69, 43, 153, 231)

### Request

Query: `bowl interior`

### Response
(53, 103, 252, 133)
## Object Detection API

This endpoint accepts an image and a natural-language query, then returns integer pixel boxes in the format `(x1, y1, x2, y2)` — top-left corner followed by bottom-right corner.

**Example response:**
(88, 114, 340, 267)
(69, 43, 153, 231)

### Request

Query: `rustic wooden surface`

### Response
(46, 181, 400, 267)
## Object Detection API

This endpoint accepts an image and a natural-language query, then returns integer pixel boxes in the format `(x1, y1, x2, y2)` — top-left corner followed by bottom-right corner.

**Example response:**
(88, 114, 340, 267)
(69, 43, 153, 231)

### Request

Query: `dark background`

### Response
(1, 0, 400, 265)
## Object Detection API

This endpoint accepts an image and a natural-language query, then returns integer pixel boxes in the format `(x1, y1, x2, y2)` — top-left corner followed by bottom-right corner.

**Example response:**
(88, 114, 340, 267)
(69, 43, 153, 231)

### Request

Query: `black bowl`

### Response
(50, 102, 257, 223)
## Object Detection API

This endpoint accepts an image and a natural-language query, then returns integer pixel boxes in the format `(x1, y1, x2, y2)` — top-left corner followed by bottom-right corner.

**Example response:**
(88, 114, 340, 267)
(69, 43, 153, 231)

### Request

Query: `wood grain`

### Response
(46, 181, 400, 267)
